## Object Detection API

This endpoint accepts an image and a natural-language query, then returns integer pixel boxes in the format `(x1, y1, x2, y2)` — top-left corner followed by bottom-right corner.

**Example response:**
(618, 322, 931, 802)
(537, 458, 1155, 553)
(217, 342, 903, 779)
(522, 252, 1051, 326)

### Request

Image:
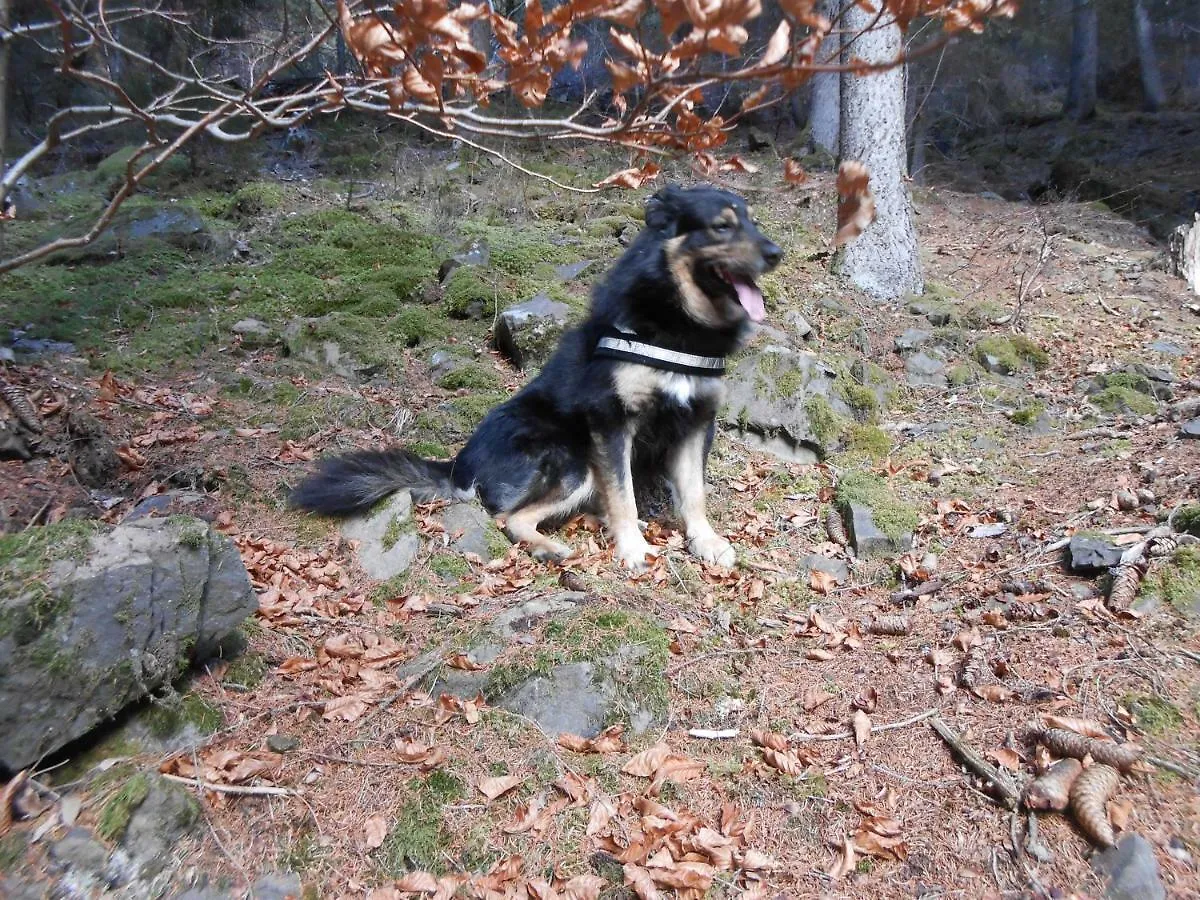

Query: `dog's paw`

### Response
(615, 537, 657, 572)
(688, 532, 736, 567)
(531, 540, 572, 563)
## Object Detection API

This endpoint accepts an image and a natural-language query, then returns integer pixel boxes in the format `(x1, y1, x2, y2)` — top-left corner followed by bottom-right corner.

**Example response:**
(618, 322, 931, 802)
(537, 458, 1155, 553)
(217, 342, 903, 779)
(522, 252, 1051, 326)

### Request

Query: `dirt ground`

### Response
(1, 117, 1199, 899)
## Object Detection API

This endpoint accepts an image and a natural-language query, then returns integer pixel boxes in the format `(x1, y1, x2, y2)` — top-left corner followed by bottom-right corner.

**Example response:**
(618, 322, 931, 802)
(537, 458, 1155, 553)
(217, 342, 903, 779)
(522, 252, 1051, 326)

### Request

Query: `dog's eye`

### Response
(712, 221, 733, 234)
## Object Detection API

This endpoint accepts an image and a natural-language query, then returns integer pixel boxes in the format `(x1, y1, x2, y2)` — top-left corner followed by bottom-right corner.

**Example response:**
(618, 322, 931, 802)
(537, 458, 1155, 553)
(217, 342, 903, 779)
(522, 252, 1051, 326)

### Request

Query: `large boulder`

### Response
(721, 346, 858, 462)
(493, 293, 571, 369)
(0, 517, 257, 771)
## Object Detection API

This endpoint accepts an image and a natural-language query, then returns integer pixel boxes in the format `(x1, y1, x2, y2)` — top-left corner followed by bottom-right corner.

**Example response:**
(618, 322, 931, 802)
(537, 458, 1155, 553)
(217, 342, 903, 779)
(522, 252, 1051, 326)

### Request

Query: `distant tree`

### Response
(836, 1, 923, 299)
(1131, 0, 1165, 111)
(807, 0, 839, 155)
(1065, 0, 1098, 119)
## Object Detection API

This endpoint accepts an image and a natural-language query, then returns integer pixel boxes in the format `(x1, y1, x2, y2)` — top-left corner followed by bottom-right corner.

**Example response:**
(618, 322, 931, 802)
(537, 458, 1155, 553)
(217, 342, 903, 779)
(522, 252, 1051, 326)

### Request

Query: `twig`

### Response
(929, 715, 1020, 808)
(666, 647, 777, 676)
(358, 644, 450, 726)
(1147, 756, 1200, 781)
(161, 773, 297, 797)
(788, 708, 938, 743)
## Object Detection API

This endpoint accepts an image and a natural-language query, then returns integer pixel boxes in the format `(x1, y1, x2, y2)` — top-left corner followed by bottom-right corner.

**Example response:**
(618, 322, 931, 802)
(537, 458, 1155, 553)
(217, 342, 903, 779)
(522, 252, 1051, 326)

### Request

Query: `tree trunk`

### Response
(1064, 0, 1098, 120)
(0, 0, 9, 189)
(836, 3, 923, 300)
(1132, 0, 1166, 112)
(808, 0, 839, 155)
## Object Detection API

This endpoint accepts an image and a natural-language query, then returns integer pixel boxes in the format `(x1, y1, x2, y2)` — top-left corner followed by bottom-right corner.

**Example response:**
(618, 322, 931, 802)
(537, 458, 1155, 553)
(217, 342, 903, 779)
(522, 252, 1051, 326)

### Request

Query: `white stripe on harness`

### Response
(596, 335, 725, 371)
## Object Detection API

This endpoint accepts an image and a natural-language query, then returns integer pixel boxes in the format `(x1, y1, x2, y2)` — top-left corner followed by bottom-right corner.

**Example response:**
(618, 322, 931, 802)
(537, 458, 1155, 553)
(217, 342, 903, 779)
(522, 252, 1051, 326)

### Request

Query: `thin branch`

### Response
(929, 715, 1021, 808)
(788, 708, 938, 743)
(160, 773, 298, 798)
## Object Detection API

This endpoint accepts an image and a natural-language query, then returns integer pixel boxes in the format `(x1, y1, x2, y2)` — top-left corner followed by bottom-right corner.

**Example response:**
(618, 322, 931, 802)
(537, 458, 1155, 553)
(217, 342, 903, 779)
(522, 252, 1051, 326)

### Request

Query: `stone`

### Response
(1180, 419, 1200, 438)
(438, 238, 490, 283)
(440, 501, 506, 560)
(52, 203, 228, 262)
(339, 490, 420, 580)
(970, 523, 1009, 539)
(721, 347, 853, 461)
(554, 260, 594, 282)
(267, 734, 300, 753)
(978, 351, 1012, 375)
(1118, 363, 1175, 400)
(49, 828, 110, 879)
(66, 410, 121, 487)
(283, 317, 376, 380)
(497, 661, 615, 737)
(745, 127, 772, 151)
(8, 328, 77, 360)
(231, 318, 277, 348)
(429, 349, 471, 383)
(906, 299, 954, 326)
(784, 311, 814, 340)
(894, 328, 932, 353)
(493, 293, 572, 369)
(0, 517, 257, 770)
(905, 351, 948, 388)
(801, 554, 849, 583)
(175, 888, 233, 900)
(1148, 339, 1185, 356)
(844, 502, 911, 558)
(1093, 834, 1166, 900)
(252, 871, 304, 900)
(1067, 534, 1124, 573)
(117, 777, 201, 878)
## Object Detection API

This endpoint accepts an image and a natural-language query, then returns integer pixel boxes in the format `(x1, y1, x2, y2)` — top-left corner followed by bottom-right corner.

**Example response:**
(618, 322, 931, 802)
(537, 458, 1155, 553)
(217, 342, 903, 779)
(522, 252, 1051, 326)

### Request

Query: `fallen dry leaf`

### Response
(363, 813, 388, 849)
(852, 709, 872, 748)
(827, 835, 856, 881)
(622, 744, 673, 777)
(478, 774, 526, 801)
(988, 747, 1022, 771)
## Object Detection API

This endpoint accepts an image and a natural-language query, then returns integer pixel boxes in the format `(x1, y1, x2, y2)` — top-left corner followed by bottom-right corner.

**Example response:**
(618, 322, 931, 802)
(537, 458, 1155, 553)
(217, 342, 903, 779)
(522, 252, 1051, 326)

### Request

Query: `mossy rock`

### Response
(94, 145, 191, 196)
(972, 334, 1050, 375)
(225, 182, 286, 221)
(1088, 385, 1157, 417)
(1139, 547, 1200, 618)
(835, 472, 919, 557)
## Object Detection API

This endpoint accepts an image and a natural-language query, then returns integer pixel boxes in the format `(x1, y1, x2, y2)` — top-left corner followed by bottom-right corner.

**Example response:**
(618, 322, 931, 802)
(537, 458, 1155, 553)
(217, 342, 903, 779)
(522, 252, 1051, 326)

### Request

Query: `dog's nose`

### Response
(760, 240, 783, 270)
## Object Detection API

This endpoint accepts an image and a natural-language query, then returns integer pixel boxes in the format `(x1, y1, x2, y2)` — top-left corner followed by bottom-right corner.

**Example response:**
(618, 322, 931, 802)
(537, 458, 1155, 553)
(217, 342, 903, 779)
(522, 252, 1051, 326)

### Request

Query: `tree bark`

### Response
(1064, 0, 1098, 120)
(836, 3, 923, 300)
(1132, 0, 1166, 112)
(808, 0, 839, 156)
(0, 0, 9, 193)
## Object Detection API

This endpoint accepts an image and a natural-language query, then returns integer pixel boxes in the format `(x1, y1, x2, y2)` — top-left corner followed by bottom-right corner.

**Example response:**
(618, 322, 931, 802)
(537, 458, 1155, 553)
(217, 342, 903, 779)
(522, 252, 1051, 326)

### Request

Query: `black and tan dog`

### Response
(290, 184, 783, 570)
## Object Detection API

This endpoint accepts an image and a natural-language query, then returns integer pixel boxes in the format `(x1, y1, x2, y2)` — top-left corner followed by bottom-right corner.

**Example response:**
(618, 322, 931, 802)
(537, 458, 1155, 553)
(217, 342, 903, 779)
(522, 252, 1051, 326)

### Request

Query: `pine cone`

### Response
(868, 615, 910, 636)
(1023, 758, 1082, 812)
(1106, 562, 1145, 611)
(959, 645, 987, 689)
(826, 507, 848, 546)
(0, 382, 43, 433)
(1069, 764, 1120, 846)
(1146, 536, 1178, 559)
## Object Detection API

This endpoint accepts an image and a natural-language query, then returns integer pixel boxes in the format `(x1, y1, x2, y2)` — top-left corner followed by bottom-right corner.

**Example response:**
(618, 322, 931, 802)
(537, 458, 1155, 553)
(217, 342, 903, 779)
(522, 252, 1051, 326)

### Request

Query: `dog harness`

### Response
(593, 325, 726, 377)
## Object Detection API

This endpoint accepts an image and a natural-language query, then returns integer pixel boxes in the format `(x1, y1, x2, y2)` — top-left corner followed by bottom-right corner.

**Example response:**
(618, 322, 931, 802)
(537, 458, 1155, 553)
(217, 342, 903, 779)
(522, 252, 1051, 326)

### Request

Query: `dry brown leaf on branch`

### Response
(595, 162, 661, 190)
(852, 709, 872, 748)
(833, 160, 877, 248)
(363, 813, 389, 850)
(477, 774, 526, 801)
(756, 18, 791, 68)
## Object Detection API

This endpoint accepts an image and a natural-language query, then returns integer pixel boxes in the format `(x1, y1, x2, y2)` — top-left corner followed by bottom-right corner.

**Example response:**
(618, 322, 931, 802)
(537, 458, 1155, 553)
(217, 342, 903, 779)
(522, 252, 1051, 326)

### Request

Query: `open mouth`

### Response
(714, 266, 766, 323)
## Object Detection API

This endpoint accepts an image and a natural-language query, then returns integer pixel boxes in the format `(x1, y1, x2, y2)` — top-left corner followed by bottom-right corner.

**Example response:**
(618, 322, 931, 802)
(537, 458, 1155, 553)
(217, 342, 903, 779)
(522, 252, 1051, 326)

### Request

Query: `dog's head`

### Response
(644, 184, 783, 329)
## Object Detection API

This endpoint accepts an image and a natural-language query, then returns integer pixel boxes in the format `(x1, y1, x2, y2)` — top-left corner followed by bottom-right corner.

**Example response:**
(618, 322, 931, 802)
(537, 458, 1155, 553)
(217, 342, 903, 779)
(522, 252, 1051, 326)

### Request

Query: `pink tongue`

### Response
(731, 278, 766, 322)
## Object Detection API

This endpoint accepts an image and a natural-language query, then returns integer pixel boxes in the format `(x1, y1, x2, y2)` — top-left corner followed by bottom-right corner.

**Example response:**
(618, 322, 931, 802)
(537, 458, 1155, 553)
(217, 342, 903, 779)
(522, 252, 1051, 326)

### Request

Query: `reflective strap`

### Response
(596, 336, 725, 372)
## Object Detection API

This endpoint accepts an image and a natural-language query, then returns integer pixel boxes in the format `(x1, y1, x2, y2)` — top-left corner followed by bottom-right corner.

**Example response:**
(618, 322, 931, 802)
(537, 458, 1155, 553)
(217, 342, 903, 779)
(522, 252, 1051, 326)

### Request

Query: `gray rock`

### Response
(1180, 419, 1200, 439)
(283, 317, 376, 380)
(1148, 339, 1185, 357)
(0, 517, 257, 770)
(905, 351, 948, 388)
(438, 238, 490, 282)
(429, 349, 470, 383)
(49, 828, 110, 878)
(252, 872, 303, 900)
(231, 318, 277, 348)
(0, 875, 47, 900)
(52, 203, 228, 262)
(906, 299, 954, 326)
(175, 888, 233, 900)
(0, 424, 31, 461)
(554, 260, 594, 282)
(1067, 534, 1124, 572)
(721, 347, 852, 461)
(497, 661, 615, 737)
(1093, 834, 1165, 900)
(978, 352, 1012, 375)
(493, 293, 572, 369)
(894, 328, 932, 353)
(9, 328, 77, 360)
(801, 554, 849, 583)
(119, 777, 201, 878)
(491, 593, 588, 638)
(267, 734, 300, 753)
(440, 501, 506, 560)
(785, 311, 814, 340)
(1119, 363, 1175, 400)
(970, 523, 1008, 539)
(844, 502, 911, 558)
(340, 490, 420, 580)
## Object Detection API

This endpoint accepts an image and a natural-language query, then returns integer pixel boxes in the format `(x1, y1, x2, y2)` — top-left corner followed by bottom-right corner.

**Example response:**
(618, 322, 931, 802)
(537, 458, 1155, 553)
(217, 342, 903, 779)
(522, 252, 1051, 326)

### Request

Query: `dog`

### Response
(290, 184, 783, 570)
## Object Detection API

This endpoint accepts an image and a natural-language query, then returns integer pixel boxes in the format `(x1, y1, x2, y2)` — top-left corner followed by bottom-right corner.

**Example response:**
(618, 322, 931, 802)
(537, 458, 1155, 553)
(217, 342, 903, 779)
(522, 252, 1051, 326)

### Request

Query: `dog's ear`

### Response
(645, 184, 681, 235)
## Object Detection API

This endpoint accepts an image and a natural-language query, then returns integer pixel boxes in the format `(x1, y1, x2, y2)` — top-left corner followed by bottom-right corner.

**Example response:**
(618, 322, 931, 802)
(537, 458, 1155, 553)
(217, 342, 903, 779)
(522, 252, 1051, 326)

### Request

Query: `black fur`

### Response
(291, 184, 782, 558)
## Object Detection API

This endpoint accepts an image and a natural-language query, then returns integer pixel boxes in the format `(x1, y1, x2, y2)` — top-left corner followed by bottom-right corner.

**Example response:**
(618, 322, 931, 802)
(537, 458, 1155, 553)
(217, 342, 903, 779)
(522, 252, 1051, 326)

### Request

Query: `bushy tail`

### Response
(289, 449, 457, 517)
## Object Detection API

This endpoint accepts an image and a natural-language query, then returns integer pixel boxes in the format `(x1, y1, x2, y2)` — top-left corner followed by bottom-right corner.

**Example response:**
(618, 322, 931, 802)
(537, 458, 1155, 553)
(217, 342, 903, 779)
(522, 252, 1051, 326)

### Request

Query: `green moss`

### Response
(442, 267, 498, 318)
(973, 335, 1048, 375)
(381, 513, 415, 551)
(839, 382, 879, 419)
(226, 182, 286, 220)
(437, 363, 501, 391)
(960, 301, 1007, 328)
(1123, 694, 1183, 735)
(948, 363, 981, 386)
(1174, 505, 1200, 537)
(95, 145, 190, 194)
(176, 522, 208, 550)
(1140, 547, 1200, 616)
(431, 552, 470, 580)
(408, 440, 453, 459)
(804, 395, 845, 448)
(843, 425, 891, 461)
(448, 392, 507, 430)
(97, 773, 151, 842)
(835, 472, 920, 541)
(278, 830, 327, 874)
(0, 833, 27, 872)
(1094, 371, 1155, 396)
(143, 693, 223, 739)
(378, 772, 467, 875)
(224, 651, 269, 689)
(1008, 334, 1050, 370)
(1009, 401, 1046, 426)
(1089, 386, 1157, 416)
(0, 520, 100, 642)
(775, 367, 805, 399)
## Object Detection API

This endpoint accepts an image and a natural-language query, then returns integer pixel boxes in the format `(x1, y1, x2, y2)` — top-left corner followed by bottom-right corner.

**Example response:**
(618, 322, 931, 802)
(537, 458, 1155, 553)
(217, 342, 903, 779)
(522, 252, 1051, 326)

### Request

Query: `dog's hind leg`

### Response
(502, 472, 594, 562)
(669, 424, 736, 567)
(591, 427, 656, 571)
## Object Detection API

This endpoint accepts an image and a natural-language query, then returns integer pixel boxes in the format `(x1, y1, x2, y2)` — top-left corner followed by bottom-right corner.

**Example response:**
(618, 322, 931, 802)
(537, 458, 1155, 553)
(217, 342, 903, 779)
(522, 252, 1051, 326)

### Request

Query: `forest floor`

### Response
(1, 109, 1199, 899)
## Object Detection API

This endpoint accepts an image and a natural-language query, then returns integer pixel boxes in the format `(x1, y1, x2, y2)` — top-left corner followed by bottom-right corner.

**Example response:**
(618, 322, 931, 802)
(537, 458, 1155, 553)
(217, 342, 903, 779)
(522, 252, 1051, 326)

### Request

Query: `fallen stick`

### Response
(929, 715, 1020, 808)
(789, 708, 937, 743)
(161, 774, 297, 798)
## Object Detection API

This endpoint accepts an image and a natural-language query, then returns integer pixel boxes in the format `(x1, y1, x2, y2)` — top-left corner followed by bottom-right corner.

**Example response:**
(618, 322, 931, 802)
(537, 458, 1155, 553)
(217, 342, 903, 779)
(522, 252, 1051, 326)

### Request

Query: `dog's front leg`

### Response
(592, 427, 655, 571)
(669, 425, 736, 567)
